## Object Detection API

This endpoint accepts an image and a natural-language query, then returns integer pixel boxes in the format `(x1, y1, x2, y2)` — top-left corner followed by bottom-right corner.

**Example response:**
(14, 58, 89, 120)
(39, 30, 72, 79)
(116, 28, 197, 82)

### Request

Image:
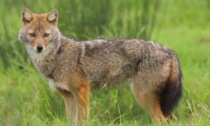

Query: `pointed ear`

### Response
(47, 9, 58, 26)
(22, 8, 33, 24)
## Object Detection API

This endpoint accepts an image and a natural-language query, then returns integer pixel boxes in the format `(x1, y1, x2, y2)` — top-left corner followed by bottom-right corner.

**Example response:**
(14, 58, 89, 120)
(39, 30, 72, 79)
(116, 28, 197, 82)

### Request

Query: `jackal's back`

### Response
(79, 38, 175, 88)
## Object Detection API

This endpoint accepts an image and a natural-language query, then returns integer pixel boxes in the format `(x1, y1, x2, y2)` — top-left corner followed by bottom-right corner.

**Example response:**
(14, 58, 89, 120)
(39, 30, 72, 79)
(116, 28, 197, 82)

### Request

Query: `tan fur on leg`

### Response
(58, 83, 90, 126)
(130, 84, 167, 122)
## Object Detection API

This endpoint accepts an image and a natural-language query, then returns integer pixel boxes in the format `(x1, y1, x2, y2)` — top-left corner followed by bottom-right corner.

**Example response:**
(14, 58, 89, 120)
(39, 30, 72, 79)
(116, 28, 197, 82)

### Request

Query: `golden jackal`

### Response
(19, 8, 183, 125)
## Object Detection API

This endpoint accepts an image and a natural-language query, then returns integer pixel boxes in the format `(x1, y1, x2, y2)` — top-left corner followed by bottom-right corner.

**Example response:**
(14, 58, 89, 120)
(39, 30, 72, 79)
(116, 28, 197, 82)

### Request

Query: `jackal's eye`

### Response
(29, 33, 35, 37)
(44, 33, 49, 37)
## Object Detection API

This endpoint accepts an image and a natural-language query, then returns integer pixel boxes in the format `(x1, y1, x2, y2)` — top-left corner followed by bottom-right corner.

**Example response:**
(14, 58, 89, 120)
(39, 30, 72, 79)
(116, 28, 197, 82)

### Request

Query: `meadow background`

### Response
(0, 0, 210, 125)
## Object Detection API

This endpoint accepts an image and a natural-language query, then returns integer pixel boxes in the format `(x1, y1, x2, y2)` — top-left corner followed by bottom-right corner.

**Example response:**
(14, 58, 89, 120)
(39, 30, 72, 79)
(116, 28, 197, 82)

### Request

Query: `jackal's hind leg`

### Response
(130, 84, 167, 122)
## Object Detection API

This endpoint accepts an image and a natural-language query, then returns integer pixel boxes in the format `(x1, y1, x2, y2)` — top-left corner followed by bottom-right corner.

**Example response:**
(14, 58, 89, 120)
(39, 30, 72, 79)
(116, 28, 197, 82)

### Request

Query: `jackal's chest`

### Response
(48, 79, 69, 91)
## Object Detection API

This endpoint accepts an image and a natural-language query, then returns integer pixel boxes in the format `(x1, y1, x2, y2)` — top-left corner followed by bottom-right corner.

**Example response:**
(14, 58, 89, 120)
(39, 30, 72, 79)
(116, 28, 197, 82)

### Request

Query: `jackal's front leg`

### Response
(59, 84, 90, 126)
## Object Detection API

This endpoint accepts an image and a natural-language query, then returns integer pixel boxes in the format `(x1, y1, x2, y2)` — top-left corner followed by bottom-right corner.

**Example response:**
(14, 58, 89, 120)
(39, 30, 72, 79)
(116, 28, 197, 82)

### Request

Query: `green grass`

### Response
(1, 0, 210, 125)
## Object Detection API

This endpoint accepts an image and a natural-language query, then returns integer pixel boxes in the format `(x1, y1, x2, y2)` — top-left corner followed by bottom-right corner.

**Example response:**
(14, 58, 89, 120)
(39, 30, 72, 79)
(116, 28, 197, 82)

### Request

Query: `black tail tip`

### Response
(160, 76, 183, 117)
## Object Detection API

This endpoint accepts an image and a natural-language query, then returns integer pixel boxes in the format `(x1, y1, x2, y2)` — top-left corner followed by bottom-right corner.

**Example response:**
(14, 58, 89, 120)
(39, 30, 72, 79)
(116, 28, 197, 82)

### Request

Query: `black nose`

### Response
(37, 45, 43, 52)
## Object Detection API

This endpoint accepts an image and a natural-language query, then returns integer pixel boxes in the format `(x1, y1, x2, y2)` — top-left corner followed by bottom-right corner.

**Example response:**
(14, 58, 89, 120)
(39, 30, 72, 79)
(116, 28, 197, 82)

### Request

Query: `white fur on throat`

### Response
(25, 43, 69, 91)
(48, 78, 69, 91)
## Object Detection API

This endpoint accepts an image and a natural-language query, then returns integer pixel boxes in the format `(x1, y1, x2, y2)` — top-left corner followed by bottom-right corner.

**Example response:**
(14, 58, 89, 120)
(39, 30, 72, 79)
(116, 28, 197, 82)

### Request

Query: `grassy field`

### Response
(0, 0, 210, 125)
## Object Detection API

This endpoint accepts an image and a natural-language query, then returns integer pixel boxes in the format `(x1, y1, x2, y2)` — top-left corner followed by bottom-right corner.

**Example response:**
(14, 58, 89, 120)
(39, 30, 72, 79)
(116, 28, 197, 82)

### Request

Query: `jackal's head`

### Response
(19, 8, 61, 53)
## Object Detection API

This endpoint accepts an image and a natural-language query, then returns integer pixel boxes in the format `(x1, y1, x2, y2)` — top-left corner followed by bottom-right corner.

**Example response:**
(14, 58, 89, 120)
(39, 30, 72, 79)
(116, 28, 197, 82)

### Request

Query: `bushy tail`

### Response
(160, 56, 183, 117)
